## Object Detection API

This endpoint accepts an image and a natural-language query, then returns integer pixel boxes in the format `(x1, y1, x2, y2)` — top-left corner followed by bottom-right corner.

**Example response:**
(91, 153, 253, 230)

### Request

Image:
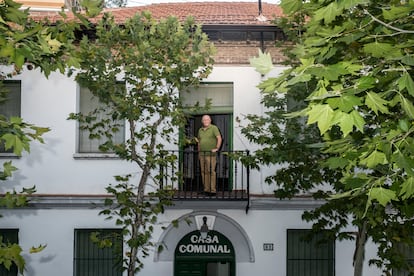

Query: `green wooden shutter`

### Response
(78, 84, 125, 153)
(0, 81, 21, 118)
(0, 81, 21, 153)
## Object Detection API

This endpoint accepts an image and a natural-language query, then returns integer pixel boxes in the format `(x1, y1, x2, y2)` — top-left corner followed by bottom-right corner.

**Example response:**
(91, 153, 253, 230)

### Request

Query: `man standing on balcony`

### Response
(198, 114, 222, 196)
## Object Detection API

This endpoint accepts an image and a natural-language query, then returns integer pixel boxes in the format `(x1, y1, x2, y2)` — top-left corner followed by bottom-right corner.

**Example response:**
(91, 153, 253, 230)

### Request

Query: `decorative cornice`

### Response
(1, 194, 326, 211)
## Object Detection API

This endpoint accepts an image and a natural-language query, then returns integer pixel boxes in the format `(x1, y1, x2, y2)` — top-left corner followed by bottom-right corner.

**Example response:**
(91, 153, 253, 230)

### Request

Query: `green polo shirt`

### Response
(198, 124, 220, 152)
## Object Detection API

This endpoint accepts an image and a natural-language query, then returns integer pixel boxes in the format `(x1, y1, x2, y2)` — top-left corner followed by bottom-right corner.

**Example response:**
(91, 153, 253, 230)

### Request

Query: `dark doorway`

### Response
(175, 261, 232, 276)
(182, 114, 232, 192)
(174, 230, 235, 276)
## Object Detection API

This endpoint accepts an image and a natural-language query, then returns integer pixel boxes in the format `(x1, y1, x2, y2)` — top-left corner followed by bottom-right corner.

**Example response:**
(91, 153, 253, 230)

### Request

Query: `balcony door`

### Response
(182, 114, 233, 192)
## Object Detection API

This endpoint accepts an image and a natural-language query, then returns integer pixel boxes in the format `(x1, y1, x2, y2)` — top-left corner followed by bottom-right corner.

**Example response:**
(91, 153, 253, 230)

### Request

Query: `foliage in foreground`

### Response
(245, 0, 414, 274)
(0, 0, 101, 273)
(70, 11, 214, 275)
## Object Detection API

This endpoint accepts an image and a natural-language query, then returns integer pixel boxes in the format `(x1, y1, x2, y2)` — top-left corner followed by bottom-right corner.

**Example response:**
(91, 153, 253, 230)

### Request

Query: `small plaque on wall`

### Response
(263, 243, 274, 251)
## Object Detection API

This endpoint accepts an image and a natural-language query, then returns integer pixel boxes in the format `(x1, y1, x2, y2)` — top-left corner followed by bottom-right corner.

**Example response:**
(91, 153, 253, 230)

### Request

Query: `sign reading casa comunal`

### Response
(176, 230, 234, 256)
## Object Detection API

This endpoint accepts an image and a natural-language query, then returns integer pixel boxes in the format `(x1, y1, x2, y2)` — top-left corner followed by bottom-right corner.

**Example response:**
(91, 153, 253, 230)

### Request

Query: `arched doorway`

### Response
(174, 230, 235, 276)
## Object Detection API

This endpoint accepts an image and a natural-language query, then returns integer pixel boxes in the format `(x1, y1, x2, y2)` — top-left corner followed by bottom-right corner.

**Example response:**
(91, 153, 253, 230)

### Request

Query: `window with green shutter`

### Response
(74, 229, 123, 276)
(0, 229, 19, 276)
(0, 81, 21, 154)
(78, 84, 125, 153)
(287, 229, 335, 276)
(393, 242, 414, 276)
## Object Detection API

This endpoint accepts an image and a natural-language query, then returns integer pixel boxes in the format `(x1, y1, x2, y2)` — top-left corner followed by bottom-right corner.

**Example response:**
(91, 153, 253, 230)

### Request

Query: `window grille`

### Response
(393, 242, 414, 276)
(287, 229, 335, 276)
(0, 229, 19, 276)
(74, 229, 123, 276)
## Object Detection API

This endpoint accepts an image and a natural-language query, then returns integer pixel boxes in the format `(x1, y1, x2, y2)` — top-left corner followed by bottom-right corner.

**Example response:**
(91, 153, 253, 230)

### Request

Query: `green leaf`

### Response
(401, 55, 414, 66)
(314, 2, 342, 24)
(342, 174, 369, 190)
(338, 0, 369, 9)
(360, 150, 388, 168)
(393, 152, 414, 176)
(249, 49, 273, 75)
(382, 5, 412, 20)
(365, 92, 390, 115)
(327, 95, 362, 112)
(400, 177, 414, 200)
(80, 0, 103, 17)
(29, 244, 47, 253)
(398, 72, 414, 97)
(306, 104, 334, 134)
(280, 0, 302, 14)
(325, 156, 349, 169)
(0, 44, 14, 58)
(1, 161, 17, 179)
(349, 110, 365, 132)
(307, 63, 348, 81)
(399, 119, 410, 132)
(332, 110, 364, 136)
(363, 42, 400, 58)
(286, 73, 312, 86)
(9, 116, 23, 124)
(370, 187, 396, 207)
(399, 95, 414, 119)
(357, 76, 377, 89)
(333, 111, 354, 136)
(1, 133, 24, 156)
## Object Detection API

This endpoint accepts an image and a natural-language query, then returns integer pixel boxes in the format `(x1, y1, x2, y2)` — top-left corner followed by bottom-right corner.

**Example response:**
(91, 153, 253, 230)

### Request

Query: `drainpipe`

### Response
(256, 0, 266, 52)
(245, 150, 250, 214)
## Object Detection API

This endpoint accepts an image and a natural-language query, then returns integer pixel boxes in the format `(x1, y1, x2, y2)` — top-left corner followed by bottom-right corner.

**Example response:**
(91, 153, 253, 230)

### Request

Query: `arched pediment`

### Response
(154, 210, 255, 262)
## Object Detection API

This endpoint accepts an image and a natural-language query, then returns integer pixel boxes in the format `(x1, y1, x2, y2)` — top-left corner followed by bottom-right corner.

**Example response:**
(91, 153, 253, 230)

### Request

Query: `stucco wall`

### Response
(0, 207, 382, 276)
(2, 64, 287, 196)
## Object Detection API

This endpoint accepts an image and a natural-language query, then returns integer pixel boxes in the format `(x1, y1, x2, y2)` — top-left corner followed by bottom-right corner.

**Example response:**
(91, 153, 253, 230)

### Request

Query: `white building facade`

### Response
(0, 2, 383, 276)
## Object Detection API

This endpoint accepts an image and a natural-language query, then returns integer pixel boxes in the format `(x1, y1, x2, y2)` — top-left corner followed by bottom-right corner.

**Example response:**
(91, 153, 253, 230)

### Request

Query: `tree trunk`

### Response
(353, 221, 368, 276)
(127, 163, 150, 276)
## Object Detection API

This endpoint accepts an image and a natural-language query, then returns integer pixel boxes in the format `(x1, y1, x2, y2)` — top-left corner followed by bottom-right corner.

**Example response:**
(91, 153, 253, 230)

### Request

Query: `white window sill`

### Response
(73, 153, 120, 160)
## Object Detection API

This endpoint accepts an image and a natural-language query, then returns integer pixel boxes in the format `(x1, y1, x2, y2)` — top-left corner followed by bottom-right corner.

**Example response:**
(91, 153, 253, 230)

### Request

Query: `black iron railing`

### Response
(160, 150, 250, 201)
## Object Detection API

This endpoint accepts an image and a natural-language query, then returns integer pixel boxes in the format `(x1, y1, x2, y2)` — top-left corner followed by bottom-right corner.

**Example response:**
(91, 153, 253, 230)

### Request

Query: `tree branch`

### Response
(364, 9, 414, 34)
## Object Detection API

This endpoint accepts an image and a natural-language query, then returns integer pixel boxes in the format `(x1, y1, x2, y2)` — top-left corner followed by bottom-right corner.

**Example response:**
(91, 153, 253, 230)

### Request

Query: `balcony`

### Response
(160, 150, 250, 210)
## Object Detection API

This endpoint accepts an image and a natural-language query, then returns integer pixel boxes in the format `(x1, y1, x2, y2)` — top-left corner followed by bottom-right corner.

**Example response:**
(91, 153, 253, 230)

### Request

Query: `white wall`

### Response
(0, 208, 382, 276)
(3, 65, 288, 196)
(0, 65, 383, 276)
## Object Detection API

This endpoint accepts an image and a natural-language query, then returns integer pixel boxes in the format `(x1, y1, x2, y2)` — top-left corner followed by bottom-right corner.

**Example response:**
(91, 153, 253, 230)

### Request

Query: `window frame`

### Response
(392, 241, 414, 276)
(180, 82, 234, 114)
(0, 228, 19, 276)
(73, 228, 123, 276)
(286, 229, 335, 276)
(75, 83, 125, 158)
(0, 81, 21, 156)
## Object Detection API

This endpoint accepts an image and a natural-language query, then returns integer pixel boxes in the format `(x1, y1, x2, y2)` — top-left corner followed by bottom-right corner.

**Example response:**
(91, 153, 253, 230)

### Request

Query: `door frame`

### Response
(180, 113, 234, 191)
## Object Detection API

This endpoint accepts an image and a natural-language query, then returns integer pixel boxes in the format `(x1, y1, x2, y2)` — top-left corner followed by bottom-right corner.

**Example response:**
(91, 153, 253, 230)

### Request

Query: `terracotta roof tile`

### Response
(32, 2, 283, 25)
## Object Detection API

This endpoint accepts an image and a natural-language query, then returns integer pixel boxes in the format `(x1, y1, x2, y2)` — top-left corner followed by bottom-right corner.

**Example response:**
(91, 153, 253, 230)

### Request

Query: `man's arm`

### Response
(212, 135, 222, 152)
